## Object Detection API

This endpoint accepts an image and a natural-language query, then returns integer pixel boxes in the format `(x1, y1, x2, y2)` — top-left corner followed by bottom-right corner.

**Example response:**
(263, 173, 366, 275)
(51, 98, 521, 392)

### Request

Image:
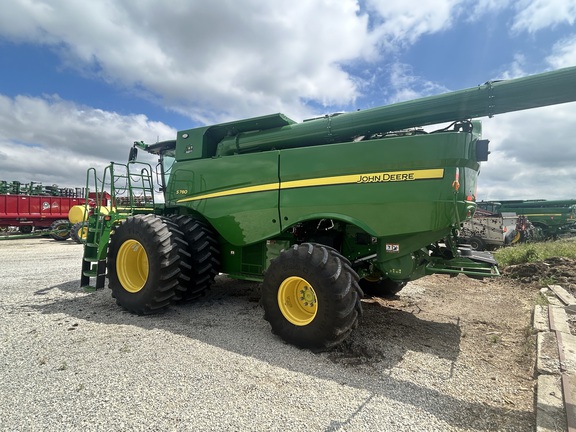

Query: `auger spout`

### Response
(214, 66, 576, 156)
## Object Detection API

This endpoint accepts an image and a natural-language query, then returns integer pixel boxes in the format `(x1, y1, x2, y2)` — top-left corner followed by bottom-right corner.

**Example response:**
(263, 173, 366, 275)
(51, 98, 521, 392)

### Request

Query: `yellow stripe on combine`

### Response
(177, 168, 445, 203)
(178, 183, 278, 202)
(282, 168, 444, 188)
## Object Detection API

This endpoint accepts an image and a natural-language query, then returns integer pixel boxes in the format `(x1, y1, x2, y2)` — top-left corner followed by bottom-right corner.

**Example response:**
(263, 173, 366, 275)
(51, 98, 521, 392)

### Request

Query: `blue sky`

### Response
(1, 0, 575, 200)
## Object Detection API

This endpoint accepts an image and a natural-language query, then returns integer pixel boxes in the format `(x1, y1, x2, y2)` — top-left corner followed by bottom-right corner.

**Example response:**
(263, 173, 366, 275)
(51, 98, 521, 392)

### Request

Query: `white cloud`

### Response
(468, 0, 513, 16)
(511, 0, 576, 33)
(386, 63, 451, 102)
(0, 94, 174, 187)
(547, 35, 576, 69)
(0, 0, 376, 122)
(2, 0, 571, 124)
(478, 103, 576, 200)
(365, 0, 463, 45)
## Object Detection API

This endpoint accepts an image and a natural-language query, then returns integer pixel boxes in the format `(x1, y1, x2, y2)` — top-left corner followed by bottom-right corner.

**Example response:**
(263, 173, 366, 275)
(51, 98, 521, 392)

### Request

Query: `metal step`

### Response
(458, 247, 498, 266)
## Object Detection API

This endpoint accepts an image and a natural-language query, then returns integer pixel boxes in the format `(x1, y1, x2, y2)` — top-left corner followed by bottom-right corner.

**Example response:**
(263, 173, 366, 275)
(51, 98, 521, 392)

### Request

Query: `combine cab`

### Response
(80, 66, 576, 350)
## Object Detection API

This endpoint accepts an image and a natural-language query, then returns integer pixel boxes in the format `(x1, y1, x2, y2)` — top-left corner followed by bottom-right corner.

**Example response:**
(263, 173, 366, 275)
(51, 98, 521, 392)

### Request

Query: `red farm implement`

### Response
(0, 180, 108, 241)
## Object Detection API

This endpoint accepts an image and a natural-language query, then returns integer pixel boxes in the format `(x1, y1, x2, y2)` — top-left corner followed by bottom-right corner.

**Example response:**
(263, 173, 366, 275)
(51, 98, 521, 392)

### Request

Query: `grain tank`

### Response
(80, 66, 576, 350)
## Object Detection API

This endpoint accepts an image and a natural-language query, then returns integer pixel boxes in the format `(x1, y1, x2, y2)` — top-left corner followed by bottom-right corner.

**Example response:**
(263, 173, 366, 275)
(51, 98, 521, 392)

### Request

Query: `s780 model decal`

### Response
(177, 168, 445, 203)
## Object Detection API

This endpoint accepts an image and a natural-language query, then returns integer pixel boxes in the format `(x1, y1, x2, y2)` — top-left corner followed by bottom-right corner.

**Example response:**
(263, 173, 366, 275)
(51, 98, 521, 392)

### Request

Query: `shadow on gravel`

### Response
(29, 276, 532, 431)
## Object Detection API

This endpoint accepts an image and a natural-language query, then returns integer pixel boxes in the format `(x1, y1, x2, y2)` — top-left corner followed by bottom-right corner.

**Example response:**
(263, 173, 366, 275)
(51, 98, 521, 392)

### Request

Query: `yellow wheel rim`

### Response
(277, 276, 318, 326)
(511, 231, 521, 244)
(78, 227, 88, 240)
(117, 239, 149, 293)
(55, 224, 69, 238)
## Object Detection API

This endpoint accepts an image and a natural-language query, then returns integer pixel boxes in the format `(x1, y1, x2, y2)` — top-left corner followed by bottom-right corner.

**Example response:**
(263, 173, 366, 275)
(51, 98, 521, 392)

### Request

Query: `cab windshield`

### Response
(161, 154, 175, 190)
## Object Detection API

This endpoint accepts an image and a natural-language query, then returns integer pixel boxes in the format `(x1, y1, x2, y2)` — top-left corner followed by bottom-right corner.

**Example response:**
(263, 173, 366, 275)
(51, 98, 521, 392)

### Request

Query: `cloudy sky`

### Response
(1, 0, 575, 200)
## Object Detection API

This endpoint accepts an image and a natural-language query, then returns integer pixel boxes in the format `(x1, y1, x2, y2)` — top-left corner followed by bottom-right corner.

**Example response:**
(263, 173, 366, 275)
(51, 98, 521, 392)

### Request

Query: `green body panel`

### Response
(168, 129, 480, 246)
(164, 125, 484, 280)
(220, 238, 292, 281)
(168, 151, 281, 246)
(277, 132, 479, 239)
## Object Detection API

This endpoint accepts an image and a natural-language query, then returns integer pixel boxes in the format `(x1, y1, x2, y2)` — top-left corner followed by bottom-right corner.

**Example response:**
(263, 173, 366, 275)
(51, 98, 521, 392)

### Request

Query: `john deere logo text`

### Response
(357, 173, 415, 183)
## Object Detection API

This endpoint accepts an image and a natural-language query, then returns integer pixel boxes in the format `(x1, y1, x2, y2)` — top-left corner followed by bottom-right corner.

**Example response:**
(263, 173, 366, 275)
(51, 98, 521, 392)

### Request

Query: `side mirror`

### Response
(128, 147, 138, 162)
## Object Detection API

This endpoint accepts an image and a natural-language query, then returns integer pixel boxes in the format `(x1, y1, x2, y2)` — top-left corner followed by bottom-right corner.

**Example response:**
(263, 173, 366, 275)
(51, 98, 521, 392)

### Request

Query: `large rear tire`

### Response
(359, 274, 406, 297)
(170, 215, 220, 302)
(261, 243, 363, 351)
(107, 214, 185, 315)
(49, 219, 71, 241)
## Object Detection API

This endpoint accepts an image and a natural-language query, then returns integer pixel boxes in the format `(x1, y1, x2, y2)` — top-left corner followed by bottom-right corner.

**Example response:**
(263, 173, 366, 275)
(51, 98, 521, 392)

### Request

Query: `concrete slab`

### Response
(534, 305, 550, 332)
(562, 375, 576, 432)
(538, 332, 560, 375)
(550, 306, 572, 334)
(548, 295, 565, 307)
(537, 375, 567, 432)
(557, 332, 576, 375)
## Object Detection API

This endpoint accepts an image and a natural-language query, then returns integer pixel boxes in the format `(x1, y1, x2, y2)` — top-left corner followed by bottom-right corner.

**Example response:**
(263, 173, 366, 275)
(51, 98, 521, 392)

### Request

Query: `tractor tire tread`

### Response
(262, 242, 362, 351)
(170, 215, 221, 303)
(107, 214, 185, 315)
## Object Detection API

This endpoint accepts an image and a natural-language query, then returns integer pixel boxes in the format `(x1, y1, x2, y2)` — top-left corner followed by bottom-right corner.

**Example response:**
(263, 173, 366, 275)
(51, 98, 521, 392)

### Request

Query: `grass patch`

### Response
(522, 325, 537, 361)
(489, 334, 501, 344)
(534, 291, 550, 306)
(493, 238, 576, 267)
(540, 276, 558, 286)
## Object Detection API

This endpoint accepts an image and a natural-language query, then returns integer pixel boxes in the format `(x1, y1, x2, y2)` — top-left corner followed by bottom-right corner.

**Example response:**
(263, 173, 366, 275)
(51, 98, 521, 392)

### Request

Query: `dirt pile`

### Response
(503, 257, 576, 296)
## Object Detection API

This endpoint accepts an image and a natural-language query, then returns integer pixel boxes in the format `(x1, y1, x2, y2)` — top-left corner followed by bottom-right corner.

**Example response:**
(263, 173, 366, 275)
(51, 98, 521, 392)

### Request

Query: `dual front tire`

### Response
(107, 214, 185, 315)
(107, 214, 220, 315)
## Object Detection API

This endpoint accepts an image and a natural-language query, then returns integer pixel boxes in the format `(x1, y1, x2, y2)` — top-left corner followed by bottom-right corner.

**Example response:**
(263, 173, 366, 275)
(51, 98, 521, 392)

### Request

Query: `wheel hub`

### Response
(278, 276, 318, 326)
(117, 239, 149, 293)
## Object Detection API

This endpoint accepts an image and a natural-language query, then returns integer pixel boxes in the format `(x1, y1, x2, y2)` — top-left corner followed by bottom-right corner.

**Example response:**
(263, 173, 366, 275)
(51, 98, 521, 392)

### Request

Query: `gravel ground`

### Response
(0, 238, 536, 431)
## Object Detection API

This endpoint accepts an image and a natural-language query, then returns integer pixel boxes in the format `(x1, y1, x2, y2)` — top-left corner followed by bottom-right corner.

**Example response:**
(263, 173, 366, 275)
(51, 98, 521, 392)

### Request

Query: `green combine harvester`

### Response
(478, 199, 576, 239)
(79, 66, 576, 350)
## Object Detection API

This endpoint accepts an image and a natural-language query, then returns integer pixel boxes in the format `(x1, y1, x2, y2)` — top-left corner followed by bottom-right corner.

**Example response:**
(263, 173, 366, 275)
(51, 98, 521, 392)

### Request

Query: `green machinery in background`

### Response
(80, 66, 576, 350)
(478, 199, 576, 238)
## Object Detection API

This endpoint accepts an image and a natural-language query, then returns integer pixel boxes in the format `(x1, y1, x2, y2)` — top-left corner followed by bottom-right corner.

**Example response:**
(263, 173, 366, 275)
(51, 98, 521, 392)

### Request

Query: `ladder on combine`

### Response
(80, 162, 156, 291)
